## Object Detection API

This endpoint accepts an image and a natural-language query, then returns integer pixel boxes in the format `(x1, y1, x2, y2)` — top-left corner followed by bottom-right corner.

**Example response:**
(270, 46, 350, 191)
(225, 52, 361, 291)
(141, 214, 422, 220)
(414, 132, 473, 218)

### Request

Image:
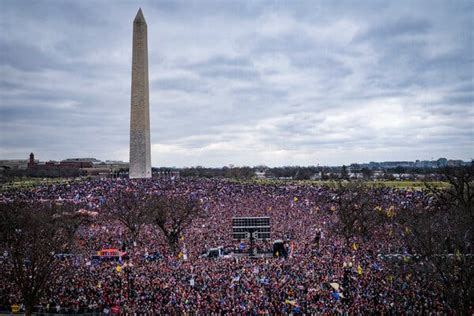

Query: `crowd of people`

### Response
(0, 177, 459, 314)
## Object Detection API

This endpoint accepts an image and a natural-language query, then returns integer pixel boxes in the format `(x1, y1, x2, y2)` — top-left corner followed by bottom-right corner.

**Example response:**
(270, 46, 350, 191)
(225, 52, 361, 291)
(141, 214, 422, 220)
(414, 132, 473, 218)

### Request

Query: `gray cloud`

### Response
(0, 0, 472, 166)
(355, 17, 431, 42)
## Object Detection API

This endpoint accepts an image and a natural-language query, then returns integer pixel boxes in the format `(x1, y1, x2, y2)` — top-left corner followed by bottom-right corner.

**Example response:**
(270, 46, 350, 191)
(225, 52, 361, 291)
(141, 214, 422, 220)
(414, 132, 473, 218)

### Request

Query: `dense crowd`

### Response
(0, 177, 459, 314)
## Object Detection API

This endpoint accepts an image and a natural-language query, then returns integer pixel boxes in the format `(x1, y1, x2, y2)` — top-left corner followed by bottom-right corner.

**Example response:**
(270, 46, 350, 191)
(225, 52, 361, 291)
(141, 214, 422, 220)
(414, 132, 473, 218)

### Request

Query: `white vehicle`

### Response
(200, 246, 232, 259)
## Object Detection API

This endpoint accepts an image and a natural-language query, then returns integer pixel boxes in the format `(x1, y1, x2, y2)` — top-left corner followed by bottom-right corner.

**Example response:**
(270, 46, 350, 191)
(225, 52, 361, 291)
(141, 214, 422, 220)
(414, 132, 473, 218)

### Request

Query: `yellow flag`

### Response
(357, 264, 363, 275)
(352, 243, 358, 251)
(455, 249, 461, 261)
(294, 197, 298, 202)
(116, 265, 122, 273)
(386, 206, 395, 218)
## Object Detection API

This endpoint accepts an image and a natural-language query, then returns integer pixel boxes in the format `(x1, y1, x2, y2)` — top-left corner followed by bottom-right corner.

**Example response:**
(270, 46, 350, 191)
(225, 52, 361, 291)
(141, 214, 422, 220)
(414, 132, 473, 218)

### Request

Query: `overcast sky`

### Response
(0, 0, 472, 167)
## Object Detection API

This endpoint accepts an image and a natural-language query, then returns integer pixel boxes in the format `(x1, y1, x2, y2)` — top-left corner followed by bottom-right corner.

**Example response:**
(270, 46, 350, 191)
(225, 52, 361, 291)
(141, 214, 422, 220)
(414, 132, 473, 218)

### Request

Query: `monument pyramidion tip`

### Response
(134, 8, 146, 24)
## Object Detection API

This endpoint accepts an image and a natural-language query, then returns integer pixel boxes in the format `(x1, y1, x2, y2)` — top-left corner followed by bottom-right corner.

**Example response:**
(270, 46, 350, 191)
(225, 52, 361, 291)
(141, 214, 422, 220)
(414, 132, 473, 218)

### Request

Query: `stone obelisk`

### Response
(129, 8, 151, 179)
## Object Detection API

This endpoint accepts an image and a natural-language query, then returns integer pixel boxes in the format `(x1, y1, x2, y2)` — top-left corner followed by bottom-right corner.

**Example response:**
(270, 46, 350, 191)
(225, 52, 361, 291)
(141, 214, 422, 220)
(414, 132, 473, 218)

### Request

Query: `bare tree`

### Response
(330, 181, 383, 249)
(147, 195, 202, 254)
(427, 165, 473, 226)
(394, 165, 473, 314)
(104, 189, 150, 246)
(0, 201, 88, 316)
(340, 165, 349, 180)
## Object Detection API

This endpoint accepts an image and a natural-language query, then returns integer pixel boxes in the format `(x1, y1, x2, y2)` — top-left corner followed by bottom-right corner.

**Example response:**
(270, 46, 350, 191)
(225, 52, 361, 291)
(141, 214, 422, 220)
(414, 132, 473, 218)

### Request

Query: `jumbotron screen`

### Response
(232, 217, 271, 240)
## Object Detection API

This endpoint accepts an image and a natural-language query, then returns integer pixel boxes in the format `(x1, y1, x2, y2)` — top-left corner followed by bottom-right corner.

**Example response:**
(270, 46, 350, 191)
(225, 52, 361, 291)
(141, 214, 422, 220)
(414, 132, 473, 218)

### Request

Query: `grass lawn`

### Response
(370, 180, 448, 189)
(1, 177, 83, 191)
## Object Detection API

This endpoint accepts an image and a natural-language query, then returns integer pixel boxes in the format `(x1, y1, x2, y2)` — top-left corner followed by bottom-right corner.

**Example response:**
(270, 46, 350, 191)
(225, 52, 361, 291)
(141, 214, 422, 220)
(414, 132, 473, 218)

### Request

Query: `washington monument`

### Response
(129, 8, 151, 178)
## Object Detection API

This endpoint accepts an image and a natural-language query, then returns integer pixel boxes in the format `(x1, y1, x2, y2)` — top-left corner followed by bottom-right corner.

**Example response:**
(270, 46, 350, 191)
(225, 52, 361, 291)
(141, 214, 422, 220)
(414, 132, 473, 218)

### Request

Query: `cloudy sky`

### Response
(0, 0, 472, 167)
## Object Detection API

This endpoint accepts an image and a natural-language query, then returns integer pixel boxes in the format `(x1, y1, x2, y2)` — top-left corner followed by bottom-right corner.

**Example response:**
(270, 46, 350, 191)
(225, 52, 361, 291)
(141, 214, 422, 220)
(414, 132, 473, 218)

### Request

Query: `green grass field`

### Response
(1, 177, 83, 191)
(369, 180, 448, 189)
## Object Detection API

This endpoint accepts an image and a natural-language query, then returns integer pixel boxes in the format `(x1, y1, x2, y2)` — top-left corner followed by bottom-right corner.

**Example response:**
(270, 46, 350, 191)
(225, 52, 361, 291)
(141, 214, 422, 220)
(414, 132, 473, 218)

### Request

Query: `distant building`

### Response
(348, 172, 363, 179)
(372, 170, 385, 179)
(379, 161, 414, 169)
(62, 158, 101, 164)
(26, 153, 94, 173)
(1, 153, 132, 177)
(392, 173, 415, 180)
(415, 160, 436, 168)
(436, 158, 448, 167)
(350, 158, 469, 170)
(28, 152, 36, 168)
(255, 170, 267, 179)
(59, 161, 94, 169)
(95, 160, 129, 171)
(447, 159, 464, 167)
(28, 153, 93, 170)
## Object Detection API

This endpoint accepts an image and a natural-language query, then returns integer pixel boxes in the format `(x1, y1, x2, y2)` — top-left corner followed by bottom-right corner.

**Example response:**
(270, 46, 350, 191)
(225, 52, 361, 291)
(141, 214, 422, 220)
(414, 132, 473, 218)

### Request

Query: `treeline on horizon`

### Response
(2, 164, 471, 181)
(154, 165, 448, 180)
